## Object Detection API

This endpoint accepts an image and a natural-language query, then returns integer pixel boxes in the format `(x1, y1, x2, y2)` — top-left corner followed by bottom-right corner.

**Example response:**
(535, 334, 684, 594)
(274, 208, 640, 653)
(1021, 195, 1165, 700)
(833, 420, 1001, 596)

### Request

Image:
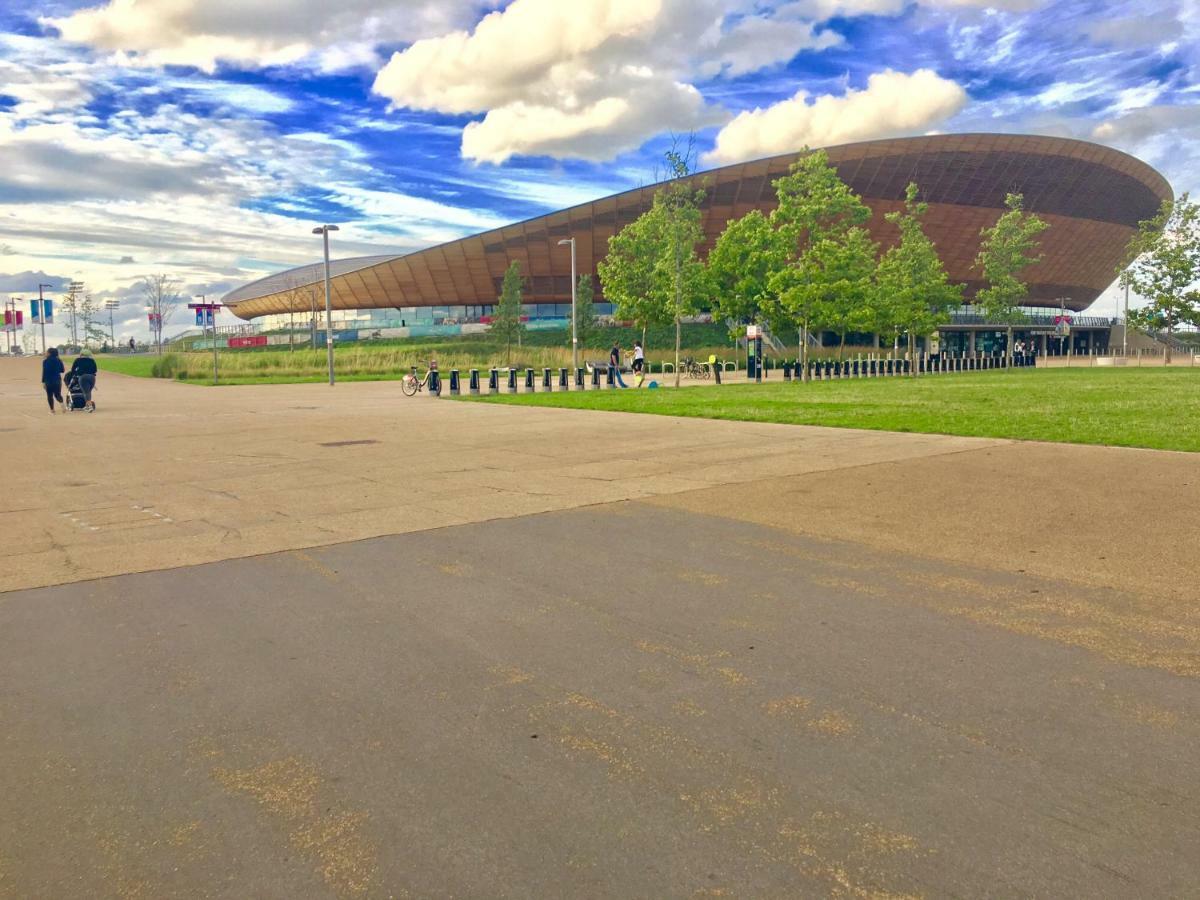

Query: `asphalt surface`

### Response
(2, 501, 1197, 898)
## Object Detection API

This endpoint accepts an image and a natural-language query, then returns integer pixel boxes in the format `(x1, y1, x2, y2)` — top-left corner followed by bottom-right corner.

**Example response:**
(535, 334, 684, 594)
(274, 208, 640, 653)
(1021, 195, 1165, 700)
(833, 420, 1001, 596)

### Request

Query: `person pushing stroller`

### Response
(67, 349, 98, 412)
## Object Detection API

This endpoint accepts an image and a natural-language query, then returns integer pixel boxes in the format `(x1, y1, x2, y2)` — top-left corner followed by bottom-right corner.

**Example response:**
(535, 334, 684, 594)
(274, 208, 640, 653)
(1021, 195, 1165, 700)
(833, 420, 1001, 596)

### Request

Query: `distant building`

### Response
(222, 133, 1171, 355)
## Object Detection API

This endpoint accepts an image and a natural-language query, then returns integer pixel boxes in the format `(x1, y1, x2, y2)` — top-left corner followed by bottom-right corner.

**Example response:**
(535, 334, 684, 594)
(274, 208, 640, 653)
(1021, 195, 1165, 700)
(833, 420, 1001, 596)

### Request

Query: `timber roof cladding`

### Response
(223, 133, 1172, 319)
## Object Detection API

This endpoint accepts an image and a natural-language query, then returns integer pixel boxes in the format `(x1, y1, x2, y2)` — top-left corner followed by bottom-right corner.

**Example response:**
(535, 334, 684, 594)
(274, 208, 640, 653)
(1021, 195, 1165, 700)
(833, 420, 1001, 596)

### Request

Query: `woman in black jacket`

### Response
(41, 347, 65, 413)
(68, 349, 99, 411)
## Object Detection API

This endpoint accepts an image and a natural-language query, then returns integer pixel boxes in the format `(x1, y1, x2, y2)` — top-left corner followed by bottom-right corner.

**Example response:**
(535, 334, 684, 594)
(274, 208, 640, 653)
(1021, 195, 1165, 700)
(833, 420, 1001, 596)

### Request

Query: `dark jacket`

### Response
(70, 357, 98, 377)
(41, 356, 64, 384)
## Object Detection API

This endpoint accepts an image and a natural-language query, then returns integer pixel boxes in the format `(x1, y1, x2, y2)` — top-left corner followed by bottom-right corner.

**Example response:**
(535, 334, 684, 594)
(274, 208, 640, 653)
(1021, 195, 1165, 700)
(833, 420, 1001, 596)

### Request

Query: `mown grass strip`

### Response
(467, 368, 1200, 453)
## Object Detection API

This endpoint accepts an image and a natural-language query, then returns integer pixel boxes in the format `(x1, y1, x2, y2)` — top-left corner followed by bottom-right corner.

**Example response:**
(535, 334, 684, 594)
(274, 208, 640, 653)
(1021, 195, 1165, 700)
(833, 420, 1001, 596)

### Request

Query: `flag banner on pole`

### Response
(44, 300, 52, 324)
(30, 301, 40, 323)
(195, 309, 204, 326)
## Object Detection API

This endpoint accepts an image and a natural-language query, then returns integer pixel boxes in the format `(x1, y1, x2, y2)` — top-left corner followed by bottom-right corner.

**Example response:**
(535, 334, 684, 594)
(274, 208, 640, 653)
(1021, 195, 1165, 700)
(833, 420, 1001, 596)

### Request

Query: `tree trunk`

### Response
(1166, 317, 1174, 364)
(674, 316, 681, 389)
(908, 332, 916, 377)
(838, 332, 846, 359)
(801, 321, 810, 382)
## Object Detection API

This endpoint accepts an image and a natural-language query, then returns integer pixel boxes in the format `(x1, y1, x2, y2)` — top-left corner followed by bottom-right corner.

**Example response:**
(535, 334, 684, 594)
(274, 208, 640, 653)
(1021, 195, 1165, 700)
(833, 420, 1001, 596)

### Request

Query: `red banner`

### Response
(228, 335, 267, 348)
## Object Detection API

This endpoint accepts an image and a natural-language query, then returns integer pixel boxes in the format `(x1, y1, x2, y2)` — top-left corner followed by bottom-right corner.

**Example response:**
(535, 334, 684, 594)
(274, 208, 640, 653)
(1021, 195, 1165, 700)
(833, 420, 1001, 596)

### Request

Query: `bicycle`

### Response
(401, 362, 436, 396)
(682, 357, 710, 379)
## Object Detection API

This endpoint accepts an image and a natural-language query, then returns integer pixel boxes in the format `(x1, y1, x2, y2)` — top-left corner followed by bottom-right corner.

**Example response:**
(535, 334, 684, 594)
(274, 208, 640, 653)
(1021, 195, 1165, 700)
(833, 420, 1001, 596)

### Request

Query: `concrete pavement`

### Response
(2, 357, 1198, 897)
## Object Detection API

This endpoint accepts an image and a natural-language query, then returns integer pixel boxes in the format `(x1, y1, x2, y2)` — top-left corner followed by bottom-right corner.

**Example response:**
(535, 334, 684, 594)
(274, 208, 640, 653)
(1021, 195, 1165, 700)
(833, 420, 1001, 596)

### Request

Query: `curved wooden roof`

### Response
(223, 133, 1172, 318)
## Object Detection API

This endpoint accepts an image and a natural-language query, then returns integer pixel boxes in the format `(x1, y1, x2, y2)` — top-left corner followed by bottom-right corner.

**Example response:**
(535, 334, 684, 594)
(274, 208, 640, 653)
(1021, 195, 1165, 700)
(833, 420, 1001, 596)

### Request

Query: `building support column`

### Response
(968, 330, 976, 353)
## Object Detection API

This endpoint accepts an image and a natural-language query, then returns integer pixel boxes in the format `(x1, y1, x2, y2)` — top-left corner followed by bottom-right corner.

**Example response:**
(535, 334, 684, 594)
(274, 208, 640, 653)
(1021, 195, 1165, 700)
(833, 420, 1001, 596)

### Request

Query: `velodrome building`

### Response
(222, 133, 1172, 355)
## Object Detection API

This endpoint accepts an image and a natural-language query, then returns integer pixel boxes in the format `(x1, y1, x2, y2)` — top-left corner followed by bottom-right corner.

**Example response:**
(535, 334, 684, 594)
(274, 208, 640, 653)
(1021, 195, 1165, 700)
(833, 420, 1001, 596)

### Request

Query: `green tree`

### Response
(876, 183, 965, 374)
(1120, 193, 1200, 364)
(708, 209, 793, 340)
(975, 193, 1049, 368)
(492, 260, 526, 365)
(767, 149, 873, 377)
(573, 273, 598, 351)
(80, 292, 107, 347)
(788, 227, 878, 359)
(599, 149, 708, 387)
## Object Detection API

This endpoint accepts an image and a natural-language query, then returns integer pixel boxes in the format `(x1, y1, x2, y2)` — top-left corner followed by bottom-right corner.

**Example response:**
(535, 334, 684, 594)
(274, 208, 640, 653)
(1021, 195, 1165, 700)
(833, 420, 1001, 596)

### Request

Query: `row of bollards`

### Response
(429, 352, 1036, 396)
(778, 352, 1036, 381)
(433, 366, 621, 397)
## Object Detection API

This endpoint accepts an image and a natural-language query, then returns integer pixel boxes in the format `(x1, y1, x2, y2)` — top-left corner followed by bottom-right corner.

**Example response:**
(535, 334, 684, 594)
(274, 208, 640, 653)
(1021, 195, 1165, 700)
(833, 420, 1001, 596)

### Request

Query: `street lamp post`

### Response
(557, 237, 578, 371)
(105, 299, 119, 351)
(312, 225, 339, 386)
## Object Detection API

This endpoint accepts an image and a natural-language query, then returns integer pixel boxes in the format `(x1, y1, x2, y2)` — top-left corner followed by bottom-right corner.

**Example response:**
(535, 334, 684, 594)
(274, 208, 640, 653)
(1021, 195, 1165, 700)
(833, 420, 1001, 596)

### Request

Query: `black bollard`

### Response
(606, 365, 616, 389)
(507, 368, 517, 393)
(591, 366, 600, 389)
(449, 369, 460, 396)
(575, 367, 585, 389)
(542, 367, 552, 391)
(525, 368, 535, 392)
(559, 367, 569, 390)
(469, 369, 480, 395)
(783, 361, 792, 381)
(489, 368, 499, 393)
(429, 370, 441, 396)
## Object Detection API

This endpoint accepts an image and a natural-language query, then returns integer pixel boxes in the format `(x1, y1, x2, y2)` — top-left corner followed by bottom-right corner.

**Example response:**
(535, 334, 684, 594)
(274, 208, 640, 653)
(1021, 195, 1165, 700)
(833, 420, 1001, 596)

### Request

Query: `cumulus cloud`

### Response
(43, 0, 484, 73)
(704, 69, 968, 164)
(461, 81, 727, 165)
(373, 0, 844, 162)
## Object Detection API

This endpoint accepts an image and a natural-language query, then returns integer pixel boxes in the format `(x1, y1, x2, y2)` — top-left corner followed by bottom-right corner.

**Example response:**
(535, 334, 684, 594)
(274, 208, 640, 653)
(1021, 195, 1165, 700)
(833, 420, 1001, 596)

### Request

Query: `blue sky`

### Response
(0, 0, 1196, 341)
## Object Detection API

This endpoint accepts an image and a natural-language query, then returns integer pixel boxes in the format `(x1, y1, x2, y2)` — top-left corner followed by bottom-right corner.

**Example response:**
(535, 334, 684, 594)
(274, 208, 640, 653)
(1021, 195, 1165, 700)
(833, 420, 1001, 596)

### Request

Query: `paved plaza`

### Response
(1, 359, 1198, 897)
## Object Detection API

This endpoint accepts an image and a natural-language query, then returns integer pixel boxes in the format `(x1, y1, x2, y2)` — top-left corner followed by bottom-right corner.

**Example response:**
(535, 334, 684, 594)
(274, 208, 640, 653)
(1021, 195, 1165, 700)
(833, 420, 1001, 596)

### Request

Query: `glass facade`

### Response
(256, 302, 615, 332)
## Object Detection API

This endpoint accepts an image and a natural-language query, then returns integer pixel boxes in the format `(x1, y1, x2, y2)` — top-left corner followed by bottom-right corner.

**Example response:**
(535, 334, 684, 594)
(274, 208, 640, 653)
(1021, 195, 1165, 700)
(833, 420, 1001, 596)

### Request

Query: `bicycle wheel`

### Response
(401, 374, 418, 396)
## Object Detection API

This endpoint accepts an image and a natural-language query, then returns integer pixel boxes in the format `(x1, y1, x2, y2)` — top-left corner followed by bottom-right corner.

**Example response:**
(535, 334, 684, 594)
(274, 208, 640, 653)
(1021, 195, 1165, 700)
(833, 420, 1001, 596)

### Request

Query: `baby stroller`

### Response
(64, 372, 90, 412)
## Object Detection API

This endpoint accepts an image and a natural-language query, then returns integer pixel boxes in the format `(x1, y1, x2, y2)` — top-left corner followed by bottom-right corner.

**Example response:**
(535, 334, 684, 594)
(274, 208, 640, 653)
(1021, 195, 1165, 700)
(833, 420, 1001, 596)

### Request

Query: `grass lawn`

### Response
(97, 356, 160, 378)
(467, 368, 1200, 452)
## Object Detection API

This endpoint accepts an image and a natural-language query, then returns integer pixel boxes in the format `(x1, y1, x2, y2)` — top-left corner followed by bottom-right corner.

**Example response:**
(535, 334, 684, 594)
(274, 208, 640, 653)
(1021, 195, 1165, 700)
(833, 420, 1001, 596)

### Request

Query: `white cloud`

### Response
(43, 0, 484, 73)
(704, 69, 969, 165)
(461, 81, 726, 164)
(373, 0, 847, 163)
(373, 0, 666, 115)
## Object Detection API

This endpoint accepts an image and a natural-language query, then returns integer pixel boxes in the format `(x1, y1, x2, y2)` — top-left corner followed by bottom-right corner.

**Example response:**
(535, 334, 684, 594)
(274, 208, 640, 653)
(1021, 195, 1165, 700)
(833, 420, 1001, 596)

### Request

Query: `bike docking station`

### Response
(468, 369, 480, 395)
(488, 368, 499, 393)
(448, 369, 460, 396)
(746, 324, 764, 384)
(575, 367, 585, 390)
(591, 366, 601, 389)
(429, 359, 441, 396)
(606, 366, 616, 389)
(507, 368, 518, 393)
(524, 368, 536, 392)
(559, 367, 569, 390)
(542, 367, 553, 391)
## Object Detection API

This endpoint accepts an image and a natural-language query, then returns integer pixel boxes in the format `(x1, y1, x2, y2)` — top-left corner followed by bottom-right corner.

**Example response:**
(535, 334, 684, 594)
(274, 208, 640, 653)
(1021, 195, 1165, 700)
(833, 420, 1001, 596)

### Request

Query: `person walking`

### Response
(609, 342, 628, 388)
(41, 347, 65, 413)
(69, 348, 99, 412)
(632, 340, 645, 383)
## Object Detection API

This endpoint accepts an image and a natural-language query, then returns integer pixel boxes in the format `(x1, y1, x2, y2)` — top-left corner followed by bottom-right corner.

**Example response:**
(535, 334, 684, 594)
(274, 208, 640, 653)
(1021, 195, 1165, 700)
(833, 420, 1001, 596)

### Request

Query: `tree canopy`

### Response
(1121, 193, 1200, 363)
(975, 193, 1048, 364)
(491, 259, 526, 365)
(876, 182, 964, 370)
